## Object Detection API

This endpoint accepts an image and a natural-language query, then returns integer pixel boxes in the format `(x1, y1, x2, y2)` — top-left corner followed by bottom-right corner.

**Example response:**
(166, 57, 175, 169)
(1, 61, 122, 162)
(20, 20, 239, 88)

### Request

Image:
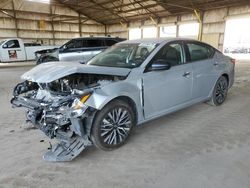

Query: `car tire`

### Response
(208, 76, 228, 106)
(91, 99, 135, 151)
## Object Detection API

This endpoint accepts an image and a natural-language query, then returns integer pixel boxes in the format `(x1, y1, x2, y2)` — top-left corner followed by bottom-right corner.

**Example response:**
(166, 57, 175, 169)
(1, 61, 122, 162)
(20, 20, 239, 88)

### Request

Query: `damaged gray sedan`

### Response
(11, 38, 235, 161)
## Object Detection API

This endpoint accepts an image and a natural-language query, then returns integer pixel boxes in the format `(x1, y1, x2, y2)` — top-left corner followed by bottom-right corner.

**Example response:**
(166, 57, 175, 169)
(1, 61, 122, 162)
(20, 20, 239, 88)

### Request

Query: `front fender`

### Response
(85, 80, 144, 122)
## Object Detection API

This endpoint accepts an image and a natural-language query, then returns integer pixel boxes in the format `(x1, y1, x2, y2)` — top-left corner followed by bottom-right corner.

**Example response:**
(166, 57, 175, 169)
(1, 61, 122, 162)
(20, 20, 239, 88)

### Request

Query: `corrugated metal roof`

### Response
(56, 0, 250, 24)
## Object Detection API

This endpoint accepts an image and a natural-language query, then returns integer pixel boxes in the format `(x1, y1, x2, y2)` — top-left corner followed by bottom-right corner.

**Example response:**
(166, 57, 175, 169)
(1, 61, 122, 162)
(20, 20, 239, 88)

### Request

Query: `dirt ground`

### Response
(0, 60, 250, 188)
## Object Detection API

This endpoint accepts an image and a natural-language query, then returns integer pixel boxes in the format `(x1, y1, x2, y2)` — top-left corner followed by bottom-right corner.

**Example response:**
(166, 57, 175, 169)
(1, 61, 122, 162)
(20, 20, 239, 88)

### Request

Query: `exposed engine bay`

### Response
(11, 73, 124, 161)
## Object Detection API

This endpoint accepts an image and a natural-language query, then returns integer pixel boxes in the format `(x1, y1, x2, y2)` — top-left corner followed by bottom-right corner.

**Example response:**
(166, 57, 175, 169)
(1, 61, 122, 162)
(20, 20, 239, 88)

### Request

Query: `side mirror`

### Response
(148, 59, 171, 71)
(2, 44, 7, 48)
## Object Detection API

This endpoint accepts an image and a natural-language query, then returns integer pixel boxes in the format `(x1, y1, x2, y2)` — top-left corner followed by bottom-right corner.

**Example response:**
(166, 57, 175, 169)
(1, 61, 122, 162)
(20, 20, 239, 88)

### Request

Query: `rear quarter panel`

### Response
(214, 51, 235, 88)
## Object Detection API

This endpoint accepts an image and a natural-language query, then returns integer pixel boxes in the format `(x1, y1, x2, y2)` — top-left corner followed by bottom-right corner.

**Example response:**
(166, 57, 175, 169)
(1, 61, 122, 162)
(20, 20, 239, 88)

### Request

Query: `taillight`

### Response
(231, 59, 236, 65)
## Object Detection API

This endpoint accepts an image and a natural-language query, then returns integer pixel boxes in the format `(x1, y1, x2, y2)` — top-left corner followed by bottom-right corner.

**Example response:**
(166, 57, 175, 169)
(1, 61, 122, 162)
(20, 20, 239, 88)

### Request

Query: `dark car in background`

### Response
(35, 36, 126, 64)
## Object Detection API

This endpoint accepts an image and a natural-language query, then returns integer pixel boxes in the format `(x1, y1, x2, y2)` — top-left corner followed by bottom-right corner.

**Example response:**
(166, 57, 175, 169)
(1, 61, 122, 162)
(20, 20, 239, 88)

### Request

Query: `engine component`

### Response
(13, 81, 38, 96)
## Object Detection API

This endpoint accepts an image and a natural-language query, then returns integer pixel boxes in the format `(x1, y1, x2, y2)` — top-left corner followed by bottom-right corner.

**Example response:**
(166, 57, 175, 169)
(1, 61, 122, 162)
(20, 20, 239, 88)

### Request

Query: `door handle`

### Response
(183, 72, 191, 77)
(214, 62, 219, 66)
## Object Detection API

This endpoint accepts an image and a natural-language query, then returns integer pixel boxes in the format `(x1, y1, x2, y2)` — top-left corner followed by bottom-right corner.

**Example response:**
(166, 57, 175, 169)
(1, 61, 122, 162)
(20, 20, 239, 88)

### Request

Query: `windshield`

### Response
(87, 43, 158, 68)
(0, 40, 6, 46)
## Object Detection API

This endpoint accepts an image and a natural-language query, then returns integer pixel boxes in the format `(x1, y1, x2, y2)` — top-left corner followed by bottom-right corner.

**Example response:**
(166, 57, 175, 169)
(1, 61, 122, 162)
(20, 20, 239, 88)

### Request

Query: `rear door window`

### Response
(85, 39, 104, 47)
(24, 43, 41, 47)
(186, 42, 214, 62)
(105, 39, 117, 46)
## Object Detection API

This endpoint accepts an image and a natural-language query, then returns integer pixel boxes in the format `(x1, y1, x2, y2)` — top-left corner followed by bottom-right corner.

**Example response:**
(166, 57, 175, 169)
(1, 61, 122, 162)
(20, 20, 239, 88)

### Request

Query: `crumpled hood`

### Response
(35, 48, 59, 54)
(22, 61, 131, 83)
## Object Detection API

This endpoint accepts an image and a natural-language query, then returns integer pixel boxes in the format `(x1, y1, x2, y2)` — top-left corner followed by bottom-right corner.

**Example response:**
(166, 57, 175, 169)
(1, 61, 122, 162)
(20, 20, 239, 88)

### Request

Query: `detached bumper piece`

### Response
(44, 136, 92, 162)
(11, 88, 96, 162)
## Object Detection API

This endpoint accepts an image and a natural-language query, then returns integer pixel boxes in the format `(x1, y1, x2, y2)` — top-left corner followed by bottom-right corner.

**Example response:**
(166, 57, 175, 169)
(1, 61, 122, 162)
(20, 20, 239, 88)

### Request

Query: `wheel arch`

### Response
(94, 95, 138, 125)
(221, 73, 229, 86)
(208, 73, 230, 99)
(113, 96, 138, 124)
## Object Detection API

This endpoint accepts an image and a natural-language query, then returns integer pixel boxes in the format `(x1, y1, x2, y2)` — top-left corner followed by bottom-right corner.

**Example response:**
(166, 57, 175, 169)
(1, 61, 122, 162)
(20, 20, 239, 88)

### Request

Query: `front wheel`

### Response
(91, 100, 135, 151)
(208, 76, 228, 106)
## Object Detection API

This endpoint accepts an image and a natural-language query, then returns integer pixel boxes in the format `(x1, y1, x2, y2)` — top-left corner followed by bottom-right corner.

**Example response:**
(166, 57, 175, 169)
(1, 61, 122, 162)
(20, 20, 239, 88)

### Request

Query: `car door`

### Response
(59, 39, 84, 61)
(1, 39, 25, 62)
(184, 41, 217, 99)
(142, 42, 193, 119)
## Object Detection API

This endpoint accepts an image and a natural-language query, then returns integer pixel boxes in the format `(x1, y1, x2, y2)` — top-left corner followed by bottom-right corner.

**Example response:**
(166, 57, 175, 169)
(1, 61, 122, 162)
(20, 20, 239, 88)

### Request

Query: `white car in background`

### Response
(0, 38, 58, 62)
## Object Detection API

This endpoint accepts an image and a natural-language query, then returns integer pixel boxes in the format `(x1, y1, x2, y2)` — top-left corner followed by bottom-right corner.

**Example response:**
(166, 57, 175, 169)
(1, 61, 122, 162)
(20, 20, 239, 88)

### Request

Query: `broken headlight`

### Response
(70, 93, 91, 117)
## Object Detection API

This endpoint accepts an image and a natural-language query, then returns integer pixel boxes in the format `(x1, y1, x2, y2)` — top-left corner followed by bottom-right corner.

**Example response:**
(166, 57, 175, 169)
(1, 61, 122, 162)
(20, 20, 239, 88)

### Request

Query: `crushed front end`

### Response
(10, 73, 116, 161)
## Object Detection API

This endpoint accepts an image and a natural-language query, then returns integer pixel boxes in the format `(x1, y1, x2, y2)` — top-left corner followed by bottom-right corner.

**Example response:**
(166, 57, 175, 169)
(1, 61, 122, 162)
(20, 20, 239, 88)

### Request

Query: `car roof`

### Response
(119, 37, 199, 45)
(73, 37, 125, 40)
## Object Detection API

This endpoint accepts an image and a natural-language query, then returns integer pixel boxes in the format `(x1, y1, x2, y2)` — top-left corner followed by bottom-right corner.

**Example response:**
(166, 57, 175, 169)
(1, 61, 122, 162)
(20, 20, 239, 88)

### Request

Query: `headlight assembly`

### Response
(70, 93, 91, 117)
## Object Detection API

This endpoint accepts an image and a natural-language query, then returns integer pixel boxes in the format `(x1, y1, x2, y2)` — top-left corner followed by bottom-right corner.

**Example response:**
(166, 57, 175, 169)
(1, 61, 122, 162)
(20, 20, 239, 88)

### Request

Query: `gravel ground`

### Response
(0, 61, 249, 188)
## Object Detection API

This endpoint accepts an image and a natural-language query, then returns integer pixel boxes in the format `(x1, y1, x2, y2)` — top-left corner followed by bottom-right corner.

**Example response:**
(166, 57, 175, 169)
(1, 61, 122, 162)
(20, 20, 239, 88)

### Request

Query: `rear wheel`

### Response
(208, 76, 228, 106)
(91, 100, 135, 150)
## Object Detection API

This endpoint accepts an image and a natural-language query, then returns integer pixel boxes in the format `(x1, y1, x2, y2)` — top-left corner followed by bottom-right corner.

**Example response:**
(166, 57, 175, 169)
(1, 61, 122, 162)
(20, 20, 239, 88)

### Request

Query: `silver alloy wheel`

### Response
(100, 108, 132, 146)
